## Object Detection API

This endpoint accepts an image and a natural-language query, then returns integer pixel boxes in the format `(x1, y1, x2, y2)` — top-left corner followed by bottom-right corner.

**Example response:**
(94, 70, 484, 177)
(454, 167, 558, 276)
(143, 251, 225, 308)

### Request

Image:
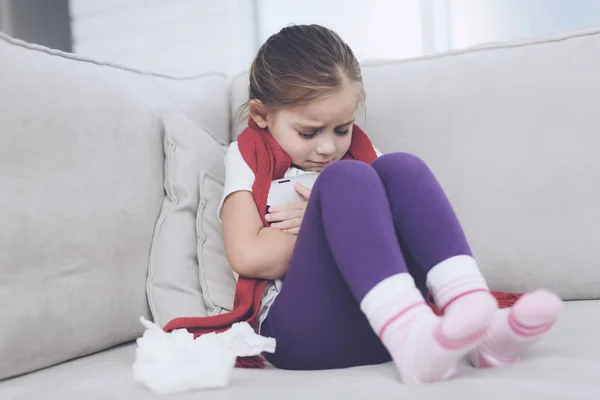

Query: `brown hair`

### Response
(236, 24, 364, 121)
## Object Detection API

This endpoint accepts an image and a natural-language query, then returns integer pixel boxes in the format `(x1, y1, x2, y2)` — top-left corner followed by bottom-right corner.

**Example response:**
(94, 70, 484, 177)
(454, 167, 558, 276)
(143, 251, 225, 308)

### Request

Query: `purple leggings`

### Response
(260, 153, 472, 370)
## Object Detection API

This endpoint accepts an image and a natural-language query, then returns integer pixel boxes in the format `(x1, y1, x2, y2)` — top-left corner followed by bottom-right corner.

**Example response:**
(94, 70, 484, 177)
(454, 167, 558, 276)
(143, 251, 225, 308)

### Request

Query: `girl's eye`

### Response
(298, 126, 350, 139)
(298, 129, 319, 140)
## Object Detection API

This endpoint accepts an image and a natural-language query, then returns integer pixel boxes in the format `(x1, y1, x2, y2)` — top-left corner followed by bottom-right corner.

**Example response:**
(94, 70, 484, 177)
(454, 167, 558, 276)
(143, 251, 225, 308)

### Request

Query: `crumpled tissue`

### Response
(132, 317, 276, 394)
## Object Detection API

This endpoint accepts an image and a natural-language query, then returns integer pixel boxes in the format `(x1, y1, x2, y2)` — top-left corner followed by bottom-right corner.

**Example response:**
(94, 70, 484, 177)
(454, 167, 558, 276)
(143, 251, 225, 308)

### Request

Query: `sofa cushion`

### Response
(0, 32, 229, 379)
(357, 27, 600, 300)
(147, 112, 234, 326)
(1, 301, 599, 399)
(229, 27, 600, 300)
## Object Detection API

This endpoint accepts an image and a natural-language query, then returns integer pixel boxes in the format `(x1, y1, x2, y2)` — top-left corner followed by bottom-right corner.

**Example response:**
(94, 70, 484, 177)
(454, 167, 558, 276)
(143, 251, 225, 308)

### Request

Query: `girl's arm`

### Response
(221, 190, 296, 280)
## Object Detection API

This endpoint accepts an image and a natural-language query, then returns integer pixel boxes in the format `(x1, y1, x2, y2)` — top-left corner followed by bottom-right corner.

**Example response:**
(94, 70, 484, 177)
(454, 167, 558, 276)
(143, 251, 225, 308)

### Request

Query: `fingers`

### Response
(270, 217, 302, 230)
(265, 184, 310, 233)
(295, 182, 312, 200)
(268, 201, 306, 213)
(265, 208, 304, 223)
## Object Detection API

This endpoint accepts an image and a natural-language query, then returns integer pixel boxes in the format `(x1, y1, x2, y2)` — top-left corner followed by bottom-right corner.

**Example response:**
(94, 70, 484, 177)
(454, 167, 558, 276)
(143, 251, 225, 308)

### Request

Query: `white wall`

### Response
(70, 0, 425, 76)
(0, 0, 72, 51)
(257, 0, 423, 61)
(449, 0, 600, 49)
(70, 0, 257, 76)
(70, 0, 600, 76)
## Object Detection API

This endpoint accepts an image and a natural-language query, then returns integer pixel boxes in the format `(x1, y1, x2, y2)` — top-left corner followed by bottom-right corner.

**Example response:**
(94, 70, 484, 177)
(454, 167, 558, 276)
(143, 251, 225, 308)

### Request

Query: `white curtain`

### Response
(449, 0, 600, 49)
(256, 0, 600, 60)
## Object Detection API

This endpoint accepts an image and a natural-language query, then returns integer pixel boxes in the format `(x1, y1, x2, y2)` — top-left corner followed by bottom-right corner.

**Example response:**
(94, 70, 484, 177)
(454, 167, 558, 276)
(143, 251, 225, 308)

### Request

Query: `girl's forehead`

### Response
(297, 86, 360, 124)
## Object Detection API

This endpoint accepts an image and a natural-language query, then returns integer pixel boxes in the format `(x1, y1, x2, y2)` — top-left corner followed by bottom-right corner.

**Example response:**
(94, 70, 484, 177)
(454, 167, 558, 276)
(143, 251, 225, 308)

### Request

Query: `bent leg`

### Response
(372, 152, 561, 369)
(262, 160, 491, 383)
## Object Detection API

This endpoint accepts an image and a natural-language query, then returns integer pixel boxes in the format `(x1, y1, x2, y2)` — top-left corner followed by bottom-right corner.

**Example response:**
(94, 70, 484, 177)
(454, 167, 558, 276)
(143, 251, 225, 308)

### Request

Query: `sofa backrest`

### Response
(230, 27, 600, 301)
(0, 32, 229, 379)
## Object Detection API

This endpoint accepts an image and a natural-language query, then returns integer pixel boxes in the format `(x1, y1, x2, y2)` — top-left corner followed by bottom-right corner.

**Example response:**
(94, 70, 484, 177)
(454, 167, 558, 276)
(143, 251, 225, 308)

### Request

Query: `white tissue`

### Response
(132, 317, 276, 394)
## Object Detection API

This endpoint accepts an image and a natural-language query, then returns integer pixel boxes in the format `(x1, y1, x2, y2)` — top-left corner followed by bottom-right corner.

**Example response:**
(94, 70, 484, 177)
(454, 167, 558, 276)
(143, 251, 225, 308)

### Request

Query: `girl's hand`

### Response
(265, 182, 311, 235)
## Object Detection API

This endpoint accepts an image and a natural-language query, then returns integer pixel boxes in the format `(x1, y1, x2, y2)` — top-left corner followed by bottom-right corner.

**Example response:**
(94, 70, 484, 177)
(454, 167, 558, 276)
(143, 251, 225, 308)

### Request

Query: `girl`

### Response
(219, 24, 562, 384)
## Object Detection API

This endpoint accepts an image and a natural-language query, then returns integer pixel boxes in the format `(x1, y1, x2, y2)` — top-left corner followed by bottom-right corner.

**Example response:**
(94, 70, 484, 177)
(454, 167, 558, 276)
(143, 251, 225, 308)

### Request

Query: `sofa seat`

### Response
(2, 300, 598, 400)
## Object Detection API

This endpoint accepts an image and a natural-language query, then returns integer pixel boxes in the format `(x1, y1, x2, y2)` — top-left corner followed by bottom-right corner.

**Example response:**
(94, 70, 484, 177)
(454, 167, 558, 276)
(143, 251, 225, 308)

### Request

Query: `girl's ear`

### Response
(249, 99, 269, 129)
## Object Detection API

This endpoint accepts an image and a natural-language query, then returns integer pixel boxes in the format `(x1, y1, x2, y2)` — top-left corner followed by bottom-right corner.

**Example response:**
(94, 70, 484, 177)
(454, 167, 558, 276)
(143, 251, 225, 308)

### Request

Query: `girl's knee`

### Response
(372, 152, 433, 180)
(317, 159, 377, 186)
(373, 152, 428, 169)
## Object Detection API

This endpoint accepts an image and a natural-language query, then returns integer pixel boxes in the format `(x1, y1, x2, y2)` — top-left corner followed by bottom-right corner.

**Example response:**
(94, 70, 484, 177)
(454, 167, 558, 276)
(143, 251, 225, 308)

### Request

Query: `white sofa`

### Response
(1, 26, 599, 399)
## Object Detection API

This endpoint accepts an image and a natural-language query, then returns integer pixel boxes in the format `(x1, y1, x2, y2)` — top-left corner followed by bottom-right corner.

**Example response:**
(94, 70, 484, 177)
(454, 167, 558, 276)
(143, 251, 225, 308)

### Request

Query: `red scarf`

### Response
(163, 119, 521, 368)
(162, 120, 377, 367)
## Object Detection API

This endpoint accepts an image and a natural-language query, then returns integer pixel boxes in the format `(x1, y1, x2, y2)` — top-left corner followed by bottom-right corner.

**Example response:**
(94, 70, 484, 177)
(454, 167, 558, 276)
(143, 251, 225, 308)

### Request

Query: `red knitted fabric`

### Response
(427, 292, 524, 316)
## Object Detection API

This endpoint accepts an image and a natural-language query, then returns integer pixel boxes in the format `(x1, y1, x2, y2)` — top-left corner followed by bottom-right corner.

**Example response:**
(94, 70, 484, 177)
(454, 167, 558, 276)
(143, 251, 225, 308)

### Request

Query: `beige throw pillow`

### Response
(196, 172, 237, 315)
(147, 112, 236, 327)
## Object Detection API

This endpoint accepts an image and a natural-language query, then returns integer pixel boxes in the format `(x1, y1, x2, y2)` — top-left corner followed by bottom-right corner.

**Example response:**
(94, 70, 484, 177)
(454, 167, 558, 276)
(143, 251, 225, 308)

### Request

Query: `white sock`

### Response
(427, 256, 497, 338)
(471, 289, 562, 368)
(361, 273, 491, 384)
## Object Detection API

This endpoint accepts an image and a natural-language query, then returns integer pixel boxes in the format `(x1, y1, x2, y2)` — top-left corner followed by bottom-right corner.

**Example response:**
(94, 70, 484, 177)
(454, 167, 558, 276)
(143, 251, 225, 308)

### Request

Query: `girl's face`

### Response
(250, 81, 360, 172)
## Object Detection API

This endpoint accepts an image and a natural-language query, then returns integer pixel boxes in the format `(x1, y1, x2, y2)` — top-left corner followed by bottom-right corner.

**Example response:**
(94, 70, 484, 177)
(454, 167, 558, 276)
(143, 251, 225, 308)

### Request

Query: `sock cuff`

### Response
(426, 255, 489, 309)
(426, 255, 486, 288)
(360, 273, 430, 339)
(360, 273, 421, 315)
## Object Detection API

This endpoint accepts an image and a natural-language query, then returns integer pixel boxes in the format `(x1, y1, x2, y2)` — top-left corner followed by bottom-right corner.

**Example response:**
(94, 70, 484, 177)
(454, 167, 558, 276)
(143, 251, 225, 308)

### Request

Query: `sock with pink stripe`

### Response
(360, 273, 491, 384)
(470, 289, 562, 368)
(426, 255, 497, 336)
